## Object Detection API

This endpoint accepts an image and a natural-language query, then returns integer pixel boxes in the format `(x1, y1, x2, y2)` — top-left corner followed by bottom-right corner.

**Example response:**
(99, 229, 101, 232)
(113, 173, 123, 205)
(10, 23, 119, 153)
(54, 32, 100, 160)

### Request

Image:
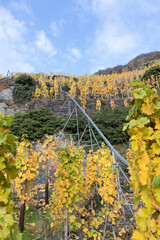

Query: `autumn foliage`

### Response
(124, 79, 160, 239)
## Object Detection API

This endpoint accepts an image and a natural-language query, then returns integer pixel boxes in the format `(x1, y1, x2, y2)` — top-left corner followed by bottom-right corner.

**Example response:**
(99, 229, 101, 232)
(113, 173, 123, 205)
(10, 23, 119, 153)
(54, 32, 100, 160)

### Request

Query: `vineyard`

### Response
(4, 59, 160, 111)
(0, 62, 160, 240)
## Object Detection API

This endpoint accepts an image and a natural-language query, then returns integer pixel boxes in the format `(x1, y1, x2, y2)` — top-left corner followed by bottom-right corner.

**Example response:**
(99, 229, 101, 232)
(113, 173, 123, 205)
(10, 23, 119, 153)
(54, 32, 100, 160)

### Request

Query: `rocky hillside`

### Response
(0, 76, 126, 117)
(95, 51, 160, 75)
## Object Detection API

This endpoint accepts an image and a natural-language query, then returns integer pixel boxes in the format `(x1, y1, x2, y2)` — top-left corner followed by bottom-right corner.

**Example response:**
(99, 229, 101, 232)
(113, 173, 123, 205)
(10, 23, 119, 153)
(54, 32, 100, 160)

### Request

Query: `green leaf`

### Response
(154, 100, 160, 110)
(0, 207, 6, 214)
(0, 157, 5, 163)
(129, 117, 150, 128)
(3, 214, 14, 226)
(152, 175, 160, 187)
(11, 224, 22, 240)
(69, 224, 74, 231)
(0, 157, 6, 170)
(153, 189, 160, 203)
(0, 132, 7, 145)
(0, 113, 5, 127)
(0, 162, 6, 170)
(0, 191, 9, 204)
(133, 89, 146, 99)
(133, 196, 141, 205)
(5, 115, 14, 127)
(0, 226, 10, 239)
(130, 79, 145, 89)
(123, 123, 129, 131)
(76, 222, 81, 228)
(69, 215, 76, 223)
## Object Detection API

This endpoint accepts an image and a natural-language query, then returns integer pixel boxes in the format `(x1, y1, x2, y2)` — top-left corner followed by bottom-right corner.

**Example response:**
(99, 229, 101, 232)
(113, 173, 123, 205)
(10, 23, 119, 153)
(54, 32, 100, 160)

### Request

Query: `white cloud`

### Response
(65, 47, 82, 62)
(76, 0, 90, 11)
(76, 0, 118, 17)
(10, 0, 31, 14)
(91, 0, 117, 15)
(76, 0, 147, 70)
(70, 48, 82, 60)
(76, 0, 160, 59)
(50, 21, 59, 37)
(135, 0, 160, 15)
(94, 23, 138, 54)
(0, 7, 25, 41)
(0, 6, 58, 75)
(35, 30, 57, 57)
(50, 19, 65, 37)
(0, 7, 35, 74)
(90, 0, 160, 17)
(86, 18, 140, 70)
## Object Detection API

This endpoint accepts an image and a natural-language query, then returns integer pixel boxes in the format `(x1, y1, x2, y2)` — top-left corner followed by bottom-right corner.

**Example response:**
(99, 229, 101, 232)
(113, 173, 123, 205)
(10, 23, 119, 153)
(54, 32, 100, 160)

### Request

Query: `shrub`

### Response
(13, 73, 36, 104)
(92, 106, 130, 144)
(14, 73, 35, 85)
(142, 65, 160, 82)
(65, 106, 130, 145)
(64, 114, 87, 136)
(10, 107, 64, 140)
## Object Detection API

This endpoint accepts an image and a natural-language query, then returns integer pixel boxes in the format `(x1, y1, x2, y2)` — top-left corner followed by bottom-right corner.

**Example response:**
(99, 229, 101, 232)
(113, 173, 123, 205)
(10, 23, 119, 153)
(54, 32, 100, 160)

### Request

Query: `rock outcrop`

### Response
(0, 77, 26, 115)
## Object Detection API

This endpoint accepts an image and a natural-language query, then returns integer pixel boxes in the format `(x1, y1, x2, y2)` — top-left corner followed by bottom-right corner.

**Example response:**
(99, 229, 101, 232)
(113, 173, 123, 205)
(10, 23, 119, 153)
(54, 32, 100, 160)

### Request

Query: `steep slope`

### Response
(95, 51, 160, 75)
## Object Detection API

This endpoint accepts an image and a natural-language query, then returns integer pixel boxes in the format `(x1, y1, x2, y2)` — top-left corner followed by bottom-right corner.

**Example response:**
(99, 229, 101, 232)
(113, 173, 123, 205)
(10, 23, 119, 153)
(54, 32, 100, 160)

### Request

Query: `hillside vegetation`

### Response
(95, 51, 160, 75)
(1, 52, 160, 240)
(1, 52, 160, 143)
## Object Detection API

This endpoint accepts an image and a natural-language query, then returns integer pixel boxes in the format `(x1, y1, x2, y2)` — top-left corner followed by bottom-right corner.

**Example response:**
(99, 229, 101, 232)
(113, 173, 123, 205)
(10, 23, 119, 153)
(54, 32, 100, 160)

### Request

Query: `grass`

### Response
(13, 205, 53, 240)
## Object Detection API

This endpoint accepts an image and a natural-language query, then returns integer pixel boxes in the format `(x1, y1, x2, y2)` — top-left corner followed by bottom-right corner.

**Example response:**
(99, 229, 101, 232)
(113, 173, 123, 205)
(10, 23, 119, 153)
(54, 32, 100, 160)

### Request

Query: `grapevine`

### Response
(38, 135, 59, 205)
(83, 147, 123, 239)
(0, 113, 21, 240)
(50, 145, 85, 239)
(124, 79, 160, 239)
(13, 137, 39, 232)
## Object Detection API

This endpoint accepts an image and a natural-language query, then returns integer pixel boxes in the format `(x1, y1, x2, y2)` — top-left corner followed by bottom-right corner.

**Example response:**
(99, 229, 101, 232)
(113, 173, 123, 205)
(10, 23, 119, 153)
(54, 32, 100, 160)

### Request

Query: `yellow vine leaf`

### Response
(153, 189, 160, 203)
(140, 189, 152, 210)
(131, 140, 139, 151)
(158, 215, 160, 229)
(139, 167, 149, 185)
(154, 116, 160, 129)
(126, 80, 160, 239)
(141, 98, 154, 115)
(138, 152, 150, 169)
(132, 230, 145, 240)
(141, 127, 154, 140)
(152, 131, 160, 146)
(150, 219, 157, 233)
(137, 217, 147, 232)
(149, 235, 157, 240)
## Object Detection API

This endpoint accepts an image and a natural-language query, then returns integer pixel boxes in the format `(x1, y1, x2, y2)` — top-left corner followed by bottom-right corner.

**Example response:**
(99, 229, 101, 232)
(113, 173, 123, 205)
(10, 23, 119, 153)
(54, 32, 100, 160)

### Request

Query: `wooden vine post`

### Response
(14, 138, 39, 233)
(38, 135, 58, 205)
(124, 79, 160, 239)
(45, 156, 49, 205)
(19, 147, 29, 232)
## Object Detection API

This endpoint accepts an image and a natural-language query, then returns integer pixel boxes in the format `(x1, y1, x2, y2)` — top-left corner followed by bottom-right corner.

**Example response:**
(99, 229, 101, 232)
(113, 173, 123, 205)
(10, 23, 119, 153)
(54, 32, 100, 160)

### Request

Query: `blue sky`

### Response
(0, 0, 160, 76)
